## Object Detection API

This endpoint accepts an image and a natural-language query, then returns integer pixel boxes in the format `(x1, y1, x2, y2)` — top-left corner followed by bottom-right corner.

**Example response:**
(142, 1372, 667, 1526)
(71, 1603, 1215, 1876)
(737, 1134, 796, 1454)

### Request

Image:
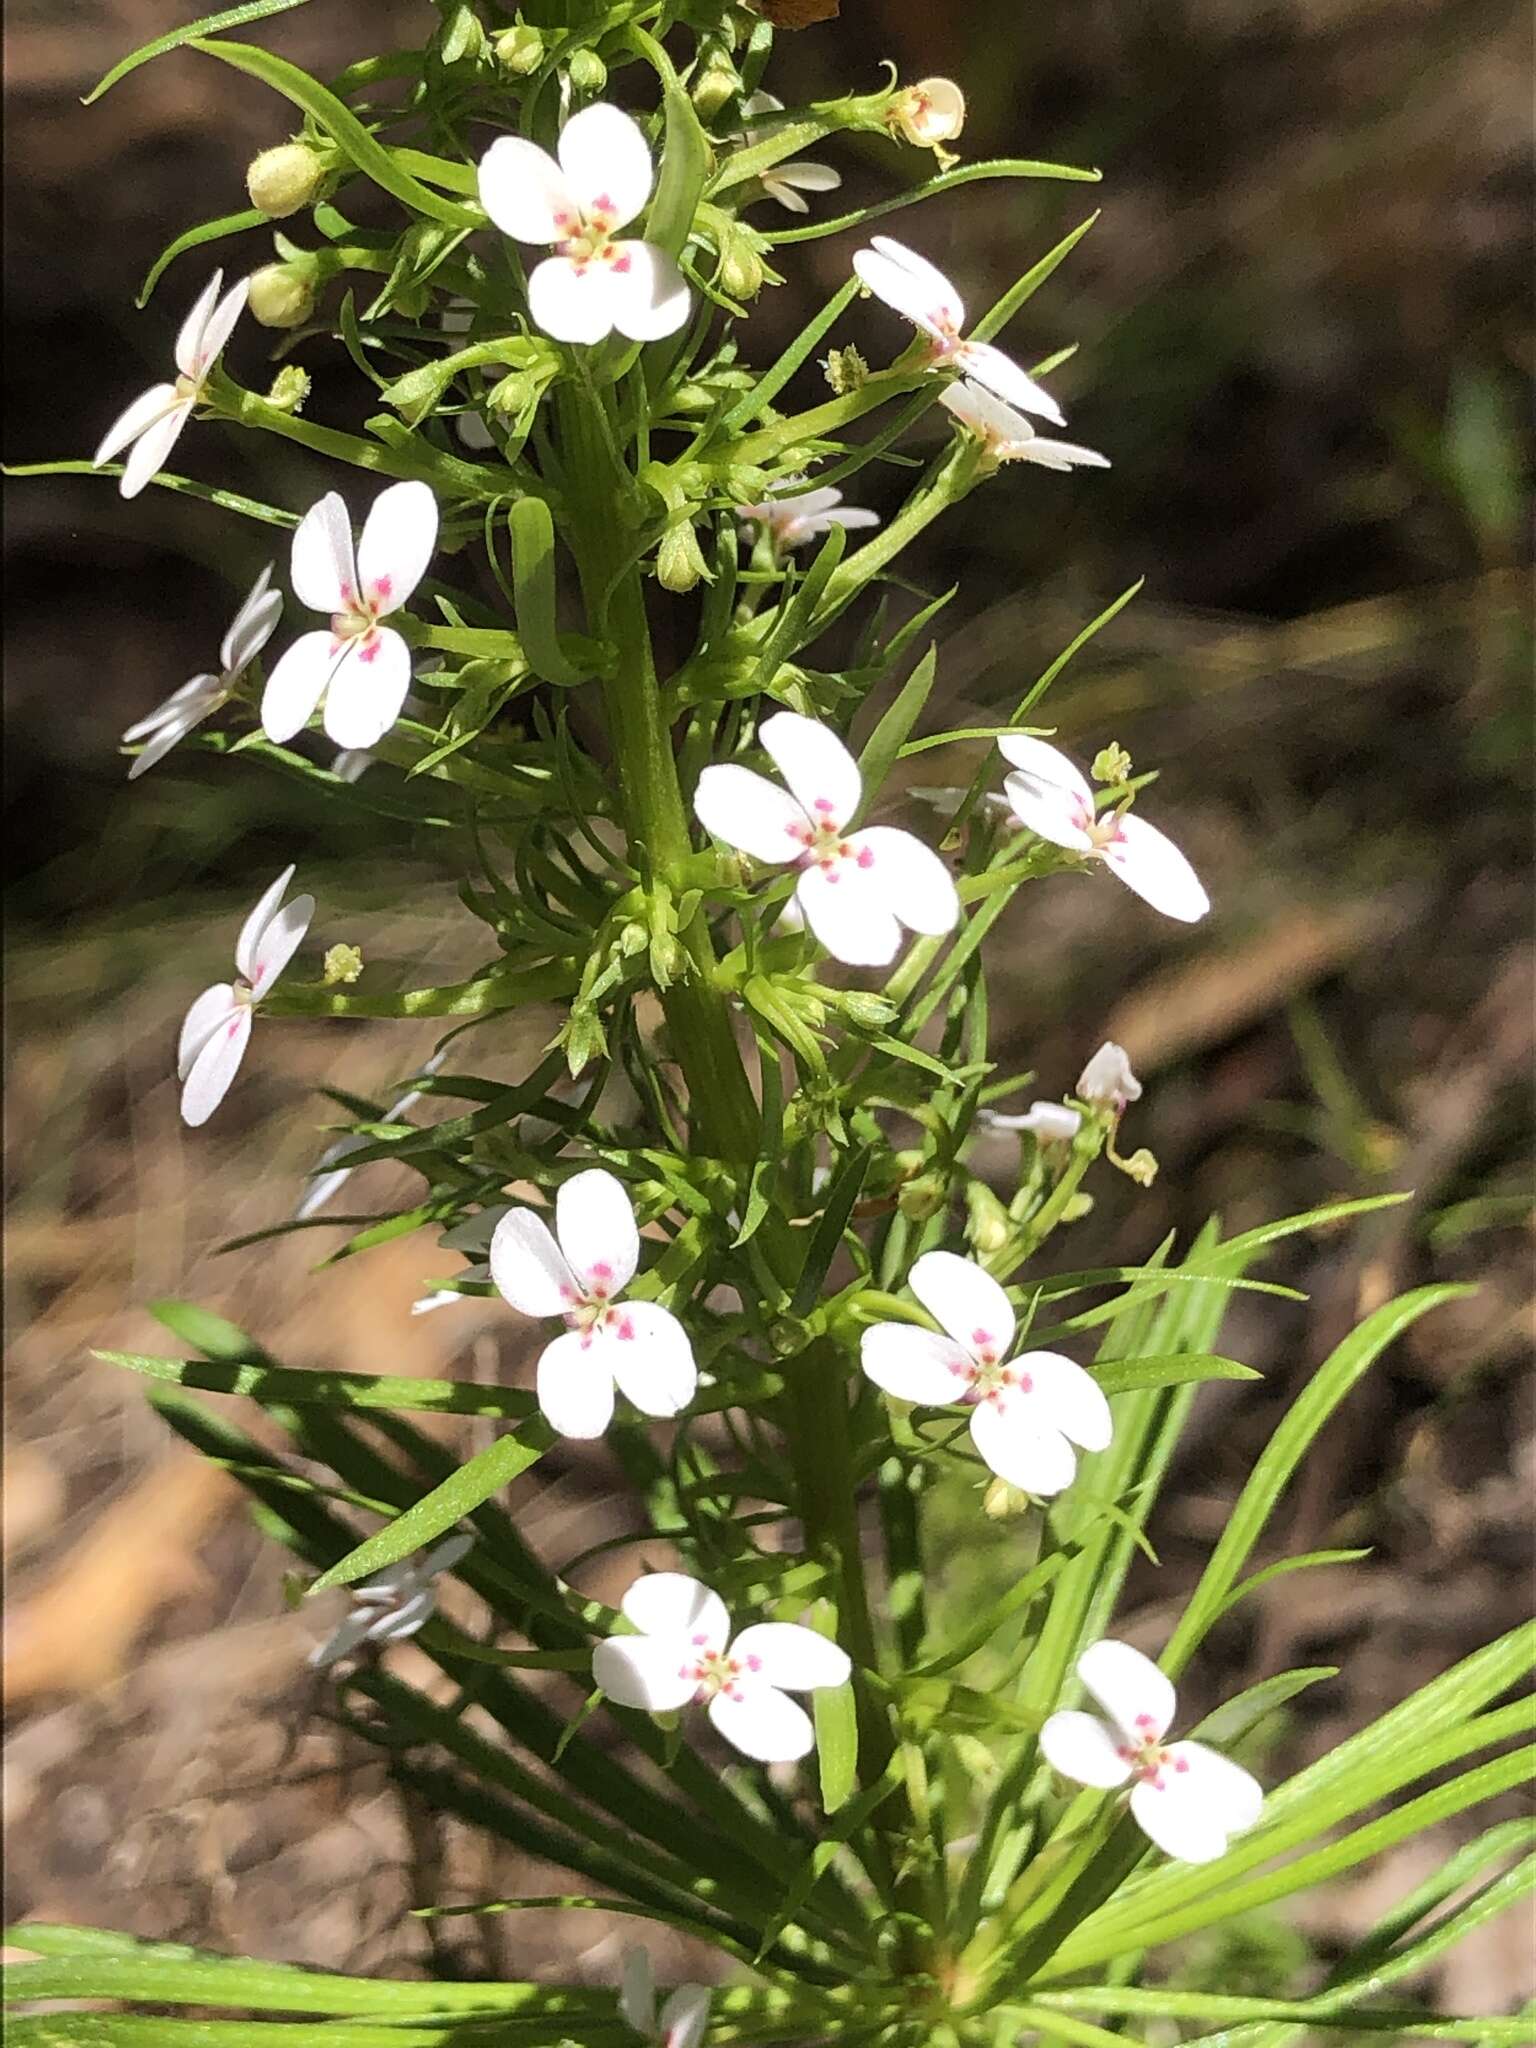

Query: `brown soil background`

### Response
(5, 0, 1533, 2017)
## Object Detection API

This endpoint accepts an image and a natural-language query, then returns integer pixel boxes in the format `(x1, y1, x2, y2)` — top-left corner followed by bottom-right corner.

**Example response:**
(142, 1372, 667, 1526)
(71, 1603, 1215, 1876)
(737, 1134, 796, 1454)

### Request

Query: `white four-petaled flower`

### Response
(490, 1169, 696, 1438)
(737, 477, 879, 554)
(739, 93, 843, 214)
(861, 1250, 1112, 1496)
(94, 269, 248, 499)
(852, 236, 1065, 425)
(593, 1572, 851, 1764)
(178, 865, 314, 1127)
(619, 1948, 711, 2048)
(122, 563, 282, 778)
(942, 377, 1110, 473)
(308, 1532, 473, 1669)
(261, 481, 439, 750)
(997, 737, 1210, 924)
(477, 104, 690, 345)
(693, 711, 959, 967)
(1040, 1638, 1265, 1863)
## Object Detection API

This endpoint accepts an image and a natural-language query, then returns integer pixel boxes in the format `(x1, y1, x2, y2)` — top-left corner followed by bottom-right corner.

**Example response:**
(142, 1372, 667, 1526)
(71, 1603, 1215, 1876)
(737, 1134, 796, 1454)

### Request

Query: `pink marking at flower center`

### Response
(687, 1646, 750, 1702)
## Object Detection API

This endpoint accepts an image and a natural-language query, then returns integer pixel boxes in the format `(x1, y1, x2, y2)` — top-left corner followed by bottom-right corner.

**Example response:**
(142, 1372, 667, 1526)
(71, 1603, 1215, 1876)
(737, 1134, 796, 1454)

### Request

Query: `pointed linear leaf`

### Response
(94, 1351, 536, 1421)
(508, 496, 589, 686)
(857, 644, 938, 812)
(137, 208, 267, 307)
(84, 0, 313, 101)
(1092, 1353, 1260, 1395)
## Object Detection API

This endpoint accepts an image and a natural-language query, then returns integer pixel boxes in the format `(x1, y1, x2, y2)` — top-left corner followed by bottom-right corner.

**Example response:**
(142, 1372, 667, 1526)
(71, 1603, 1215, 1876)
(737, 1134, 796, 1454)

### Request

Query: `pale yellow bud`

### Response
(691, 43, 743, 120)
(323, 943, 363, 986)
(246, 143, 326, 220)
(656, 519, 708, 593)
(965, 1180, 1011, 1256)
(718, 235, 767, 302)
(886, 78, 966, 151)
(494, 23, 544, 74)
(983, 1476, 1032, 1520)
(247, 263, 315, 330)
(567, 47, 607, 92)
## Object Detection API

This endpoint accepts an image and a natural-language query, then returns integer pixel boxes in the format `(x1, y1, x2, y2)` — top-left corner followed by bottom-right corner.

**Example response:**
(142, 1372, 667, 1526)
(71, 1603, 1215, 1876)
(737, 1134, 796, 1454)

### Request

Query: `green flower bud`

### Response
(323, 943, 363, 986)
(247, 263, 315, 330)
(494, 23, 544, 74)
(1092, 741, 1133, 785)
(619, 919, 649, 957)
(265, 364, 311, 414)
(657, 519, 708, 593)
(567, 47, 607, 92)
(898, 1171, 947, 1222)
(649, 932, 681, 987)
(821, 344, 868, 395)
(983, 1476, 1033, 1520)
(246, 142, 326, 219)
(718, 234, 766, 303)
(438, 3, 487, 66)
(1061, 1191, 1095, 1222)
(965, 1180, 1011, 1256)
(691, 43, 743, 120)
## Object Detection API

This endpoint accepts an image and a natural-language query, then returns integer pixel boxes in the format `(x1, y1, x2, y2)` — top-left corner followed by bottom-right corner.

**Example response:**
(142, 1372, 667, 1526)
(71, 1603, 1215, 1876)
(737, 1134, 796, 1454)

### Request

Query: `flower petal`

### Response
(956, 340, 1065, 426)
(248, 889, 313, 998)
(180, 1003, 253, 1126)
(764, 177, 811, 214)
(604, 241, 691, 342)
(659, 1985, 712, 2048)
(535, 1328, 616, 1439)
(308, 1606, 380, 1668)
(730, 1622, 851, 1693)
(907, 1249, 1015, 1358)
(290, 491, 358, 613)
(118, 402, 191, 500)
(843, 827, 959, 937)
(219, 563, 282, 674)
(618, 1949, 655, 2033)
(556, 1166, 640, 1297)
(773, 161, 842, 194)
(968, 1400, 1079, 1496)
(793, 863, 903, 966)
(527, 254, 618, 345)
(620, 1572, 729, 1650)
(692, 763, 809, 864)
(1169, 1741, 1265, 1831)
(860, 1322, 972, 1405)
(1039, 1708, 1135, 1789)
(261, 631, 342, 744)
(417, 1529, 475, 1579)
(940, 376, 1032, 447)
(1130, 1768, 1230, 1864)
(1102, 812, 1210, 923)
(593, 1633, 701, 1713)
(178, 982, 239, 1078)
(185, 275, 248, 381)
(1014, 1351, 1113, 1453)
(476, 135, 575, 244)
(356, 480, 438, 616)
(854, 235, 963, 338)
(367, 1585, 437, 1642)
(1013, 435, 1111, 472)
(995, 736, 1094, 825)
(126, 707, 209, 778)
(556, 103, 654, 228)
(172, 271, 224, 379)
(320, 631, 413, 750)
(605, 1300, 697, 1418)
(123, 670, 219, 741)
(93, 383, 179, 468)
(294, 1144, 365, 1222)
(708, 1682, 814, 1763)
(489, 1206, 581, 1317)
(1076, 1638, 1176, 1744)
(758, 711, 862, 829)
(235, 866, 297, 984)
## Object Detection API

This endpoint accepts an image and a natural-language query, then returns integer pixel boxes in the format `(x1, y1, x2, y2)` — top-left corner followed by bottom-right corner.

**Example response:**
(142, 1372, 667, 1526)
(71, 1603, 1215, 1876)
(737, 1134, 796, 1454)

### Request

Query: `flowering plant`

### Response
(8, 2, 1531, 2043)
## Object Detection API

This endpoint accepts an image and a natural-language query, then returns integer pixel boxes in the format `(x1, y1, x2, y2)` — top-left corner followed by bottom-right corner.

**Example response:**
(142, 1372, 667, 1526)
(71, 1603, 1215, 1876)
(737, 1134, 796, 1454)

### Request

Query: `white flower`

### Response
(93, 270, 248, 500)
(477, 104, 690, 344)
(178, 866, 313, 1127)
(261, 481, 439, 751)
(308, 1532, 473, 1669)
(860, 1250, 1111, 1496)
(739, 92, 843, 214)
(997, 737, 1209, 924)
(886, 77, 967, 151)
(693, 711, 959, 968)
(738, 477, 879, 554)
(295, 1050, 446, 1221)
(981, 1101, 1083, 1144)
(122, 564, 282, 779)
(489, 1169, 696, 1438)
(1040, 1639, 1264, 1863)
(619, 1949, 711, 2048)
(1077, 1041, 1142, 1112)
(593, 1572, 851, 1764)
(942, 377, 1110, 473)
(851, 236, 1065, 425)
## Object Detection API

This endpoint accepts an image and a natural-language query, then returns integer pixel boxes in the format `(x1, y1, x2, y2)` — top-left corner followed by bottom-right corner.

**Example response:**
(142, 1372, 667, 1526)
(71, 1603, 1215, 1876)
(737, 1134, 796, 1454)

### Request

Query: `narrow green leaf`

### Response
(856, 644, 938, 810)
(94, 1350, 536, 1421)
(84, 0, 313, 101)
(814, 1681, 859, 1814)
(137, 208, 266, 307)
(1190, 1665, 1337, 1747)
(148, 1298, 267, 1363)
(1214, 1546, 1372, 1622)
(764, 155, 1102, 244)
(1092, 1352, 1260, 1395)
(634, 27, 709, 263)
(508, 496, 589, 687)
(791, 1146, 872, 1319)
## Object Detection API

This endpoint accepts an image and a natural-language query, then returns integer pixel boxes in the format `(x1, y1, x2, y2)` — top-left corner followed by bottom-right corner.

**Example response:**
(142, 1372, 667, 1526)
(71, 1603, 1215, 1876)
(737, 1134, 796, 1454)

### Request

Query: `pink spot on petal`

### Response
(813, 796, 835, 813)
(1134, 1713, 1157, 1730)
(1175, 1755, 1190, 1773)
(746, 1653, 762, 1672)
(691, 1632, 709, 1646)
(371, 574, 393, 603)
(612, 253, 631, 274)
(972, 1329, 992, 1349)
(359, 637, 379, 665)
(856, 845, 874, 868)
(1018, 1371, 1033, 1393)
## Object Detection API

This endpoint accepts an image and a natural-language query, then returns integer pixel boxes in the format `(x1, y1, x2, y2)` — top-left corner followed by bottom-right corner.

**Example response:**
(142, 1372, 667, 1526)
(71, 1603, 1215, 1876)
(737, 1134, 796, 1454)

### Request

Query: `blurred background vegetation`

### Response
(5, 0, 1532, 2009)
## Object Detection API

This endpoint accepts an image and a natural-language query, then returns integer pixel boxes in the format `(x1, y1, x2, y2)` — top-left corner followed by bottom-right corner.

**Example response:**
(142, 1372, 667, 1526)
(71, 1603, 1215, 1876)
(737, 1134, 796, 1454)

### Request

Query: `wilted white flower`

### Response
(852, 236, 1065, 424)
(737, 477, 879, 553)
(619, 1949, 710, 2048)
(942, 377, 1110, 473)
(177, 866, 313, 1128)
(477, 104, 689, 344)
(997, 738, 1209, 924)
(490, 1170, 696, 1438)
(122, 564, 282, 779)
(981, 1101, 1083, 1144)
(693, 712, 959, 967)
(261, 481, 439, 751)
(861, 1251, 1111, 1496)
(1040, 1638, 1264, 1863)
(593, 1572, 851, 1763)
(1077, 1041, 1142, 1112)
(739, 92, 843, 214)
(308, 1532, 473, 1668)
(93, 270, 248, 499)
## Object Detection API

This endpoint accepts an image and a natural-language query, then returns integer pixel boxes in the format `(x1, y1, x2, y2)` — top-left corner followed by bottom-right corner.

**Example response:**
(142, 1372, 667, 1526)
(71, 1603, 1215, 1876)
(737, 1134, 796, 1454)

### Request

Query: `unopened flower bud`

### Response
(898, 1171, 947, 1221)
(983, 1476, 1033, 1520)
(692, 42, 743, 120)
(657, 519, 708, 593)
(649, 932, 681, 985)
(247, 263, 315, 330)
(886, 77, 966, 152)
(619, 919, 649, 957)
(438, 3, 487, 66)
(494, 22, 544, 74)
(965, 1181, 1011, 1255)
(1077, 1041, 1142, 1113)
(822, 344, 868, 395)
(246, 142, 326, 219)
(566, 47, 607, 93)
(836, 990, 896, 1028)
(1092, 741, 1133, 785)
(323, 943, 363, 986)
(265, 364, 311, 414)
(1061, 1192, 1095, 1223)
(718, 233, 767, 302)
